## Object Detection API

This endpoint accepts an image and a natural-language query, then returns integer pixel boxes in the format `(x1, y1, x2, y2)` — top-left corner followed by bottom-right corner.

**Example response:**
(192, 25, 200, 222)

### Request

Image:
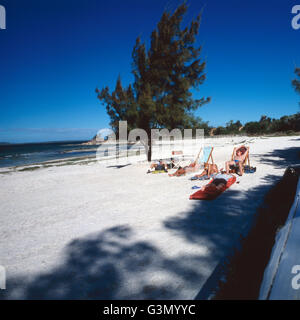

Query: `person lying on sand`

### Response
(147, 159, 175, 173)
(168, 160, 200, 177)
(166, 158, 176, 170)
(225, 146, 249, 176)
(191, 163, 218, 180)
(200, 173, 234, 192)
(147, 159, 167, 173)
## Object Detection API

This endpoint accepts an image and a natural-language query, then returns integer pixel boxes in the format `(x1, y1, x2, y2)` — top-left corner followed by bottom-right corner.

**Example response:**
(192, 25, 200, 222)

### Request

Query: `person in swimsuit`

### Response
(191, 163, 219, 180)
(168, 160, 200, 177)
(147, 159, 167, 173)
(225, 146, 249, 176)
(147, 159, 176, 173)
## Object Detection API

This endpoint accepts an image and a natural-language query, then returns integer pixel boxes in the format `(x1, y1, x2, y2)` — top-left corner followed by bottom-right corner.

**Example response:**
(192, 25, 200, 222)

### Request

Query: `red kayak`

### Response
(189, 176, 236, 200)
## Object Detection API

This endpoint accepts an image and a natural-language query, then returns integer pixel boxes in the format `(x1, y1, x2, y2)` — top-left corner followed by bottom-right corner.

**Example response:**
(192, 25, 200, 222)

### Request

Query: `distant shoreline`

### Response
(0, 140, 88, 146)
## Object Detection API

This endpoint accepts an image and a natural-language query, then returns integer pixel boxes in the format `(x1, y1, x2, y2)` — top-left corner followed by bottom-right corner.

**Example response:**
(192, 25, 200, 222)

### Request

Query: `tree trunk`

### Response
(147, 140, 152, 162)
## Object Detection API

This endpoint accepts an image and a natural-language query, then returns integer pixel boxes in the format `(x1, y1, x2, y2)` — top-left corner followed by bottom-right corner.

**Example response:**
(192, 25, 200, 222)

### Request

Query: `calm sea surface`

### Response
(0, 141, 98, 168)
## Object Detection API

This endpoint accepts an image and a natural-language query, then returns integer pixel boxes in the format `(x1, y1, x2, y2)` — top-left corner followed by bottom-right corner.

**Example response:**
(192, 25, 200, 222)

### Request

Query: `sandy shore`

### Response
(0, 135, 299, 299)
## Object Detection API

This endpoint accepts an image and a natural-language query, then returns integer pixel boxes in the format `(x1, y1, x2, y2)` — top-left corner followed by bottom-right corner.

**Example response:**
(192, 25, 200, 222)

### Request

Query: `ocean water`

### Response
(0, 141, 144, 168)
(0, 141, 99, 168)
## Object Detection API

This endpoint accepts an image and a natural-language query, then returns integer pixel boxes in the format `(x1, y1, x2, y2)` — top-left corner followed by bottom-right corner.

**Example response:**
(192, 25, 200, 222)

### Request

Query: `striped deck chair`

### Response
(173, 146, 214, 170)
(196, 146, 214, 168)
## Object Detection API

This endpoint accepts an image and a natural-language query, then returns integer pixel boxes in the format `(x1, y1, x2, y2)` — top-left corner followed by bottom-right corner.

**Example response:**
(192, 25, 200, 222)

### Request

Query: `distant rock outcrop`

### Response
(81, 134, 105, 145)
(209, 128, 216, 136)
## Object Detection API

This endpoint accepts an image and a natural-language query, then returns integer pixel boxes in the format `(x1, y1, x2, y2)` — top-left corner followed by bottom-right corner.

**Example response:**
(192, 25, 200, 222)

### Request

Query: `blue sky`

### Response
(0, 0, 299, 143)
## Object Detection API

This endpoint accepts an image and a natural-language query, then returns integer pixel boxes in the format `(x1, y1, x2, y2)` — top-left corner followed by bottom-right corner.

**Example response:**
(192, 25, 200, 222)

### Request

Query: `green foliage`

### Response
(96, 3, 210, 160)
(292, 67, 300, 96)
(185, 115, 210, 135)
(210, 113, 300, 136)
(225, 120, 242, 134)
(270, 114, 300, 133)
(212, 120, 242, 135)
(214, 126, 227, 135)
(243, 121, 262, 135)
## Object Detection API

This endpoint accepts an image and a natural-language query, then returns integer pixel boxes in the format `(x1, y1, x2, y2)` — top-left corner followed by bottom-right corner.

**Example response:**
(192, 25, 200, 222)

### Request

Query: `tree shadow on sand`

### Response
(1, 225, 219, 300)
(258, 146, 300, 169)
(106, 164, 131, 169)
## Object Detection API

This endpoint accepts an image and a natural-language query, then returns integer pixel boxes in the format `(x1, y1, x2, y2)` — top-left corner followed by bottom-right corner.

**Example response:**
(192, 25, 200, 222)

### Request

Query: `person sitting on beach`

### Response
(168, 160, 200, 177)
(225, 146, 249, 176)
(191, 163, 219, 180)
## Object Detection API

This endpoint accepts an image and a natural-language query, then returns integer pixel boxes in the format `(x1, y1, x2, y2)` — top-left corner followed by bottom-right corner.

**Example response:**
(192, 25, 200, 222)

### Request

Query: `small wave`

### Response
(19, 151, 57, 157)
(60, 148, 97, 154)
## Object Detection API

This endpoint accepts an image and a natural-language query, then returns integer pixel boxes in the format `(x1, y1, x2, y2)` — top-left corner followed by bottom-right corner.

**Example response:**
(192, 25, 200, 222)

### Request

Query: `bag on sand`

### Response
(244, 165, 256, 174)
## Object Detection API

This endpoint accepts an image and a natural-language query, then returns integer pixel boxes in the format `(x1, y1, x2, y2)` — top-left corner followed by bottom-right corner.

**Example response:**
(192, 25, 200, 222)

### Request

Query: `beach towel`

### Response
(151, 170, 167, 174)
(190, 174, 210, 181)
(189, 175, 236, 200)
(244, 165, 256, 174)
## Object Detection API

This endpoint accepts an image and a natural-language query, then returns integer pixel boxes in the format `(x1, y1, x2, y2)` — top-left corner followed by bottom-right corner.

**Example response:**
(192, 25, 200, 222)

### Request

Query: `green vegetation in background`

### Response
(211, 114, 300, 136)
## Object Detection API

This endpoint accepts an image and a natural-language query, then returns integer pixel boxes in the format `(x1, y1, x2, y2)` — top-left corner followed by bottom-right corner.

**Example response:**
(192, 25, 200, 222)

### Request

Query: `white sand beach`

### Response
(0, 135, 300, 299)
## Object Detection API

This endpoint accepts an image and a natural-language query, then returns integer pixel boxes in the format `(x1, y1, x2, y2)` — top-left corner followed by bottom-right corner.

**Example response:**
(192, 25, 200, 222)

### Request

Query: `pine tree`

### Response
(96, 3, 210, 161)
